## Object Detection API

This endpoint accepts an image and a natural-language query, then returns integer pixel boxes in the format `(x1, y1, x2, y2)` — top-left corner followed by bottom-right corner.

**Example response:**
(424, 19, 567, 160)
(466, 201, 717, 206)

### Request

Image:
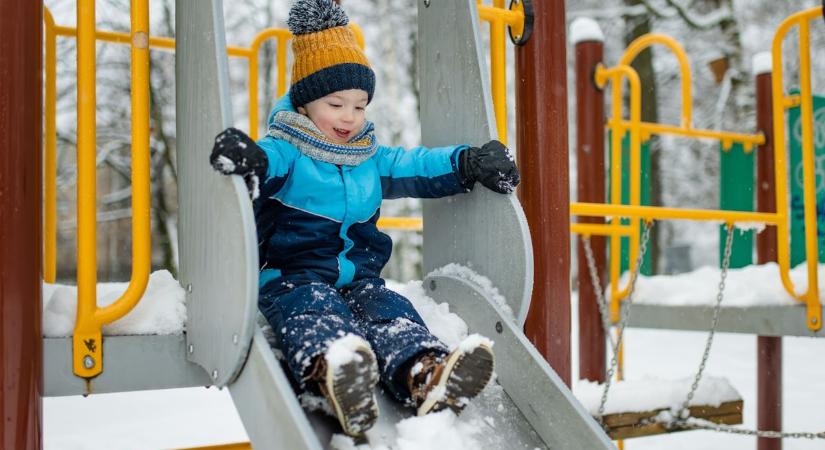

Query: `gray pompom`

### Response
(288, 0, 349, 35)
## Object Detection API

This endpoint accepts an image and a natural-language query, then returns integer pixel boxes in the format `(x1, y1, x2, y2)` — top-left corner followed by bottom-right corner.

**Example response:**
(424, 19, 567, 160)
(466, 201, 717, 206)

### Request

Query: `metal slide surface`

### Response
(176, 0, 613, 448)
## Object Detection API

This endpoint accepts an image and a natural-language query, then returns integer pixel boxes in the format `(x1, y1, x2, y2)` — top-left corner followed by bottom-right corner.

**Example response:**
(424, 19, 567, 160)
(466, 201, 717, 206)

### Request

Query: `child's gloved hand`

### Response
(459, 140, 520, 194)
(210, 127, 269, 199)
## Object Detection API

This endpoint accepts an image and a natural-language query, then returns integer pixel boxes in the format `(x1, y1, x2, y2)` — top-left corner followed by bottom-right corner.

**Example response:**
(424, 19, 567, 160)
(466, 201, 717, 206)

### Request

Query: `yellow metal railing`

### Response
(570, 21, 823, 331)
(770, 6, 823, 330)
(70, 0, 152, 379)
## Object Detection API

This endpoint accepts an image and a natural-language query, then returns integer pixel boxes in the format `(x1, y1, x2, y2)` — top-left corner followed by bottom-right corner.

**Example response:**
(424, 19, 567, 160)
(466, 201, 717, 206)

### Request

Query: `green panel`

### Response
(608, 131, 651, 276)
(719, 142, 754, 269)
(788, 92, 825, 266)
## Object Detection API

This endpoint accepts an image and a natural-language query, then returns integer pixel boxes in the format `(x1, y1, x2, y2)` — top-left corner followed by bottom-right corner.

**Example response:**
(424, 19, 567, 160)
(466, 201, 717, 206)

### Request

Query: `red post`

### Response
(0, 1, 44, 449)
(755, 60, 782, 450)
(516, 0, 571, 386)
(574, 31, 606, 383)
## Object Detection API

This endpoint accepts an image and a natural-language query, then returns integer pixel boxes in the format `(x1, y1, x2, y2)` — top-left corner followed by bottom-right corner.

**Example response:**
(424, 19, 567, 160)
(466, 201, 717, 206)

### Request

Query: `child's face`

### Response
(297, 89, 369, 144)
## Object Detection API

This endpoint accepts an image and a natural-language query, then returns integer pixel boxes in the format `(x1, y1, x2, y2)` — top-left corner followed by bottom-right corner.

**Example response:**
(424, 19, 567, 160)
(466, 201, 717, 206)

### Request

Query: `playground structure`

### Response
(2, 1, 824, 450)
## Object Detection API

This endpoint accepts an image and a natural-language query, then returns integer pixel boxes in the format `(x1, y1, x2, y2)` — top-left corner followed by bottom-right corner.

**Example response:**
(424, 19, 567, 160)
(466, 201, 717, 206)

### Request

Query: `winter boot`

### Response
(409, 335, 494, 416)
(307, 335, 380, 436)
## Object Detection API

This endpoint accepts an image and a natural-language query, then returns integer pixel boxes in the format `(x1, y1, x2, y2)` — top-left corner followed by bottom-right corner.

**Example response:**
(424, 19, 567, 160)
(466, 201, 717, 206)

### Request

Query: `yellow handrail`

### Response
(771, 6, 823, 330)
(577, 33, 772, 323)
(476, 0, 527, 146)
(72, 0, 153, 380)
(43, 9, 57, 284)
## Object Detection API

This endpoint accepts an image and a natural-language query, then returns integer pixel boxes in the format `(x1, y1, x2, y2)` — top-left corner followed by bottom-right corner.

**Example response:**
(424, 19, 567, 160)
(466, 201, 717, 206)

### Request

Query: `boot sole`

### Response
(417, 342, 494, 416)
(324, 345, 380, 436)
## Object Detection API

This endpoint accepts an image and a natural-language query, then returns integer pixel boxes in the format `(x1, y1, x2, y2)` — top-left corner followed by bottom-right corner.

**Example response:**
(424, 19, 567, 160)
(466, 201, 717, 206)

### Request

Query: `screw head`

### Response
(188, 344, 194, 354)
(495, 321, 503, 334)
(232, 334, 239, 345)
(429, 279, 437, 291)
(424, 0, 430, 6)
(212, 369, 218, 380)
(186, 284, 193, 293)
(83, 355, 95, 369)
(812, 317, 819, 325)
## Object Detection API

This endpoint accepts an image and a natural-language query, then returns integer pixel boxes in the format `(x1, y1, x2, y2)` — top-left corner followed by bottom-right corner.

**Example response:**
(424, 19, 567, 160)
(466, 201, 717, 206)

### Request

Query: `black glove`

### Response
(210, 127, 269, 199)
(459, 140, 520, 194)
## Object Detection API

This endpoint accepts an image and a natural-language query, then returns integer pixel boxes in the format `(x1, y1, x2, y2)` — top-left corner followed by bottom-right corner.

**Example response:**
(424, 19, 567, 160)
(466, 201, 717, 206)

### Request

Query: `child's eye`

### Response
(329, 103, 342, 108)
(356, 106, 365, 111)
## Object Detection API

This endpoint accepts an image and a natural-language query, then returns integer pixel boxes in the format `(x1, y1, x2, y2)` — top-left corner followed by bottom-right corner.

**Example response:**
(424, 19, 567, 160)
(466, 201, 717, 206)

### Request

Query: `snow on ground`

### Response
(44, 277, 825, 449)
(625, 262, 825, 306)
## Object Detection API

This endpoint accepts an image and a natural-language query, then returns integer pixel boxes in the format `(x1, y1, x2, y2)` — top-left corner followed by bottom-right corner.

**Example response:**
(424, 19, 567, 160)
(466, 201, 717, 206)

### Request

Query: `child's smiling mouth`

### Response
(333, 128, 351, 139)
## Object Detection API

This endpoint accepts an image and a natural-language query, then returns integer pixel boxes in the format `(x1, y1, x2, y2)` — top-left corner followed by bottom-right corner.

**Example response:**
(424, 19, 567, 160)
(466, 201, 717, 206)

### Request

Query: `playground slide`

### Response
(175, 0, 613, 448)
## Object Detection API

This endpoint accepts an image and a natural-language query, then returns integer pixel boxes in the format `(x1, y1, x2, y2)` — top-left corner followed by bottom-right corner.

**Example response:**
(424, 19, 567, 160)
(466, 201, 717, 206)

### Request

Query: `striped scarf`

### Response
(267, 110, 377, 166)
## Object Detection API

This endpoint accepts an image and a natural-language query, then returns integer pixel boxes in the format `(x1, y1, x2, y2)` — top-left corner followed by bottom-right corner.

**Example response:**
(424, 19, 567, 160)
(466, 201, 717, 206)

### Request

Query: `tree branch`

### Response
(638, 0, 734, 29)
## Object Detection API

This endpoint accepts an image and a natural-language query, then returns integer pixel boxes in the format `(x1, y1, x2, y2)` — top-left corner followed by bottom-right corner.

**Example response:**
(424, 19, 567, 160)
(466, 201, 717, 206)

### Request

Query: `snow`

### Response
(617, 262, 825, 307)
(427, 264, 516, 323)
(457, 334, 494, 353)
(569, 17, 605, 44)
(42, 270, 186, 337)
(326, 334, 369, 368)
(752, 51, 772, 76)
(575, 376, 741, 416)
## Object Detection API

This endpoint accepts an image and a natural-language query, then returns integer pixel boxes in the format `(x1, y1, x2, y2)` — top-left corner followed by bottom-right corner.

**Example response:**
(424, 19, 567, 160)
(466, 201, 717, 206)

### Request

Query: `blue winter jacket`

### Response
(254, 95, 469, 289)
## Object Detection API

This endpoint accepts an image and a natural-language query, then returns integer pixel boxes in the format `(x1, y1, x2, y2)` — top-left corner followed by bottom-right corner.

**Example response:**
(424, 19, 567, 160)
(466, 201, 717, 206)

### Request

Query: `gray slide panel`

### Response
(44, 335, 211, 397)
(229, 328, 324, 450)
(426, 275, 615, 450)
(418, 0, 533, 326)
(176, 0, 259, 387)
(627, 304, 825, 337)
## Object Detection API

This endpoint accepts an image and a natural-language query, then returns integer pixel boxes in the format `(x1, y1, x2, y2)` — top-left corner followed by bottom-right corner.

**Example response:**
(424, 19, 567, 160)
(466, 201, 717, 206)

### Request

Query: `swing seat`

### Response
(575, 376, 744, 439)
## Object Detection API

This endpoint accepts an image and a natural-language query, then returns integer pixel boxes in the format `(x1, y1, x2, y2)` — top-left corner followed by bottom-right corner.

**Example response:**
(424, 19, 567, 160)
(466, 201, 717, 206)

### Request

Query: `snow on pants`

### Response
(259, 275, 449, 402)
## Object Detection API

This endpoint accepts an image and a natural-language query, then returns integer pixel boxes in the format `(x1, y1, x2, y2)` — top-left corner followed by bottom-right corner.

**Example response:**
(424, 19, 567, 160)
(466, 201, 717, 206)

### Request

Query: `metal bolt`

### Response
(186, 284, 193, 293)
(495, 321, 503, 334)
(232, 334, 239, 345)
(83, 355, 95, 369)
(429, 279, 437, 291)
(212, 369, 218, 380)
(188, 344, 194, 354)
(424, 0, 430, 7)
(812, 317, 819, 325)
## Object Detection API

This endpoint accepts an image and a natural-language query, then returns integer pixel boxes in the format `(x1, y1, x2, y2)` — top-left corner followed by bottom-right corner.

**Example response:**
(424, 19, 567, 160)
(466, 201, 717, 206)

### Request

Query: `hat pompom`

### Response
(288, 0, 349, 35)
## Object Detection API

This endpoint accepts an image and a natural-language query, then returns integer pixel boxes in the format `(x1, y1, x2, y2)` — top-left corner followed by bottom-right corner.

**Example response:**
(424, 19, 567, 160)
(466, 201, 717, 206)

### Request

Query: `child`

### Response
(209, 0, 520, 437)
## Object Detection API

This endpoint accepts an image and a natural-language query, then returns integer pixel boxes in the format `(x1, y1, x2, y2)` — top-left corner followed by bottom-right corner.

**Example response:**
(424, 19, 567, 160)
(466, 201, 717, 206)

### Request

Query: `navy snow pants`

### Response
(259, 274, 449, 402)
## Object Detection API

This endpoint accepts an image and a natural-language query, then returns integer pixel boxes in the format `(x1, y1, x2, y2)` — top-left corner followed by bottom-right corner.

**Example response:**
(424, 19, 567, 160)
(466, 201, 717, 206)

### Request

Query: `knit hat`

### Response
(288, 0, 375, 107)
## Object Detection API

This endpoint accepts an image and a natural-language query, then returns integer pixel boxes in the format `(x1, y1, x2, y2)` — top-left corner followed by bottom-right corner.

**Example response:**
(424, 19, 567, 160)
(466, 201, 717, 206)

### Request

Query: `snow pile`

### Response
(569, 17, 604, 44)
(574, 376, 741, 416)
(616, 262, 825, 306)
(331, 410, 484, 450)
(386, 279, 468, 347)
(426, 264, 516, 322)
(42, 270, 186, 337)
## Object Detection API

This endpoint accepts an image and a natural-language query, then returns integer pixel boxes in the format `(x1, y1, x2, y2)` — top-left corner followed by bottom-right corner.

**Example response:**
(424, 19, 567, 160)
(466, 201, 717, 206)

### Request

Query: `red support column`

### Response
(516, 0, 571, 385)
(755, 60, 782, 450)
(574, 33, 606, 383)
(0, 1, 44, 449)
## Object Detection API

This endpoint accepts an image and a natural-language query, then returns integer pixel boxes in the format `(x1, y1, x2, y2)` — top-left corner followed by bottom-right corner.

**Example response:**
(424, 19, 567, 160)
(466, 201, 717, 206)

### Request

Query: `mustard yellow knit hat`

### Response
(287, 0, 375, 107)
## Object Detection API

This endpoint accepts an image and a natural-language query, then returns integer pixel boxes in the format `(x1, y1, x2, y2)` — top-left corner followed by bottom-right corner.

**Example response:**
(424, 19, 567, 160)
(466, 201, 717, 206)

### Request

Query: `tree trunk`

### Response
(623, 0, 661, 273)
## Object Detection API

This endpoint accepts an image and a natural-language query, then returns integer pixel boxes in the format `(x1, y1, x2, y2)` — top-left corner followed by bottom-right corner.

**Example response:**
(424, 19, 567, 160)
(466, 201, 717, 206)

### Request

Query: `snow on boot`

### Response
(318, 335, 380, 436)
(411, 335, 494, 416)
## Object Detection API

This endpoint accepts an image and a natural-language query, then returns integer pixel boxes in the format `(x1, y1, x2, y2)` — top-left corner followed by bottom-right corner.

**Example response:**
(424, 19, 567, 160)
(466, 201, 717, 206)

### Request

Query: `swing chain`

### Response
(582, 234, 616, 350)
(682, 418, 825, 440)
(673, 223, 735, 422)
(596, 220, 654, 425)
